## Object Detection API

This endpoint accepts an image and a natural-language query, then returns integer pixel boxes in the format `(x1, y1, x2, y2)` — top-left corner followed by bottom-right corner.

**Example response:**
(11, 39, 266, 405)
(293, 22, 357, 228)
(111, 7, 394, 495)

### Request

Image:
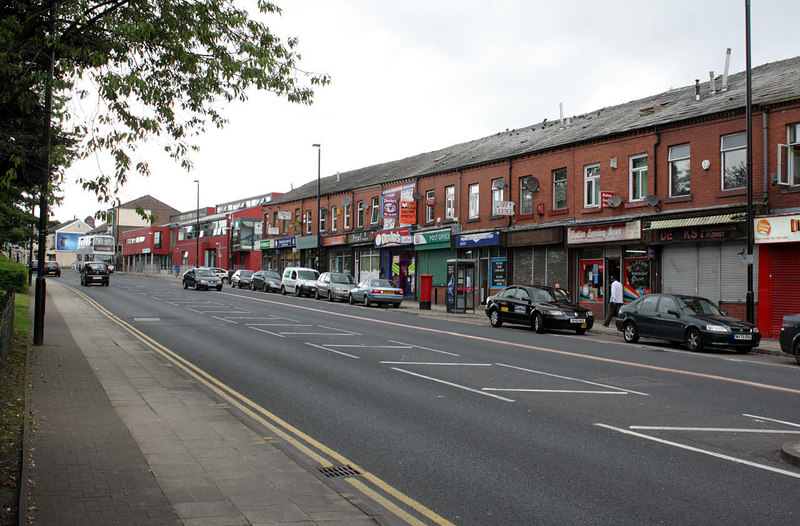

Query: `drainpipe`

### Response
(652, 128, 660, 196)
(762, 110, 769, 199)
(456, 169, 462, 225)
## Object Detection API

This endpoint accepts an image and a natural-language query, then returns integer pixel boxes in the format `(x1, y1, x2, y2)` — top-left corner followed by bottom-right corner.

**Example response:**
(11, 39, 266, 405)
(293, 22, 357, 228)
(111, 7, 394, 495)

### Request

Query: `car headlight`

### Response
(752, 327, 759, 333)
(546, 310, 565, 316)
(199, 280, 208, 284)
(705, 324, 729, 333)
(333, 287, 342, 293)
(586, 311, 594, 317)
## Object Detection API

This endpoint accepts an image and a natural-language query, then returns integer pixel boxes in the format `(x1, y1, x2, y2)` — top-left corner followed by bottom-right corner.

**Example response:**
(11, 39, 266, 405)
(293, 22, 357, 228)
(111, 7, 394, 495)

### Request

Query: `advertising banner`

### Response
(382, 182, 416, 229)
(492, 201, 515, 216)
(56, 232, 83, 251)
(755, 214, 800, 243)
(399, 201, 416, 224)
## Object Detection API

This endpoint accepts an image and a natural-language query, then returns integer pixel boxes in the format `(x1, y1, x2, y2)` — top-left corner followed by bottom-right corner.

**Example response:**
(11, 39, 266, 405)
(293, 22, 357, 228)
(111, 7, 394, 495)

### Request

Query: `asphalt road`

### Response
(64, 273, 800, 525)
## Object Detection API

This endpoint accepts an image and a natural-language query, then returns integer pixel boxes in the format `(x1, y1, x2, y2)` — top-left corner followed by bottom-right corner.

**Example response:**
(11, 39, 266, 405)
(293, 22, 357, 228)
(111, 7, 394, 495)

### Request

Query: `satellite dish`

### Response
(643, 194, 660, 207)
(412, 192, 424, 200)
(521, 177, 540, 192)
(492, 179, 508, 190)
(341, 197, 351, 206)
(607, 195, 623, 208)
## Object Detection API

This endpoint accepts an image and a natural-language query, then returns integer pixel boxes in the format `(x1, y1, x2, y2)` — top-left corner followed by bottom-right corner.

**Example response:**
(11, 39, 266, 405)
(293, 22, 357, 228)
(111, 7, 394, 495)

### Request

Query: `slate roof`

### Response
(271, 56, 800, 206)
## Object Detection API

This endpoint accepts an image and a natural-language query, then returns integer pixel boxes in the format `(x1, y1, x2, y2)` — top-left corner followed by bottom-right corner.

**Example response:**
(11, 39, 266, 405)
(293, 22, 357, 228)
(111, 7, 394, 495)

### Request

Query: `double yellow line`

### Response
(68, 284, 454, 526)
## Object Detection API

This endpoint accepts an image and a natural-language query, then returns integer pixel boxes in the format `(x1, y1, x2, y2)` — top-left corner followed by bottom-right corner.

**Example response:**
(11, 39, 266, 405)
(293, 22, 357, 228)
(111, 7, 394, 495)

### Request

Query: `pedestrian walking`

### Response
(603, 275, 623, 327)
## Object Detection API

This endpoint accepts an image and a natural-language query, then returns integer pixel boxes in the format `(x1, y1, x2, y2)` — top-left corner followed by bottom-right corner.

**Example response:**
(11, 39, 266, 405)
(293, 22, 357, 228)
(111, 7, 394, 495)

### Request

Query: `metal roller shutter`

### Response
(720, 243, 759, 302)
(698, 244, 721, 302)
(770, 244, 800, 336)
(663, 245, 698, 295)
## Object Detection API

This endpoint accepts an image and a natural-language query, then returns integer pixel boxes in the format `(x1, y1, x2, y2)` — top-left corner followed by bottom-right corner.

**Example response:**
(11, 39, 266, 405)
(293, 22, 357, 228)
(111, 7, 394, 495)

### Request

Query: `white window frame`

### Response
(721, 132, 746, 190)
(668, 143, 691, 197)
(468, 183, 480, 219)
(425, 190, 435, 223)
(491, 179, 504, 212)
(777, 123, 800, 186)
(331, 206, 338, 231)
(370, 196, 380, 224)
(356, 201, 364, 228)
(445, 185, 455, 219)
(629, 154, 648, 202)
(343, 204, 351, 230)
(519, 176, 534, 216)
(305, 210, 312, 234)
(319, 208, 326, 232)
(553, 168, 567, 210)
(584, 163, 600, 208)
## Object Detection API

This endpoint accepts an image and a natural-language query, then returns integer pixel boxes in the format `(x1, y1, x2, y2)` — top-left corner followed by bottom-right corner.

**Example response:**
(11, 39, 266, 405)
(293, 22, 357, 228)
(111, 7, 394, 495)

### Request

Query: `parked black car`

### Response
(615, 293, 760, 353)
(183, 268, 223, 291)
(43, 261, 61, 277)
(485, 285, 593, 334)
(251, 270, 282, 292)
(779, 313, 800, 364)
(80, 262, 109, 286)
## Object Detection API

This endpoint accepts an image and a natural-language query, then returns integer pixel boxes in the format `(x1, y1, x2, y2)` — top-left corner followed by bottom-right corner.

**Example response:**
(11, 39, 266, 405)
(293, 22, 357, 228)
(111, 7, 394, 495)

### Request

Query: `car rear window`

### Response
(86, 263, 107, 271)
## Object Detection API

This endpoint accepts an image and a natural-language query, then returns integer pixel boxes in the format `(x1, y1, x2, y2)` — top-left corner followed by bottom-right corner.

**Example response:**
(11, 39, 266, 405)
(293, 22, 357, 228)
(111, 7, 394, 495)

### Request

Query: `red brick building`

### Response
(260, 57, 800, 333)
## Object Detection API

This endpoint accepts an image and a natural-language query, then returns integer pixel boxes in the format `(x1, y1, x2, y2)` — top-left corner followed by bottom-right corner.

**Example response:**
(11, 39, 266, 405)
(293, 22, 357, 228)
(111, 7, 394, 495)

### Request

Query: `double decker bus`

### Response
(76, 234, 116, 268)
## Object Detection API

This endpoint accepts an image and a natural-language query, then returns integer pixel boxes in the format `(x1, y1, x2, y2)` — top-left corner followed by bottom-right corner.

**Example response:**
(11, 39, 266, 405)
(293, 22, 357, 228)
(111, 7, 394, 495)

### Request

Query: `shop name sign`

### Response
(657, 223, 738, 242)
(375, 228, 412, 247)
(754, 214, 800, 244)
(567, 221, 640, 245)
(414, 229, 451, 245)
(455, 231, 500, 247)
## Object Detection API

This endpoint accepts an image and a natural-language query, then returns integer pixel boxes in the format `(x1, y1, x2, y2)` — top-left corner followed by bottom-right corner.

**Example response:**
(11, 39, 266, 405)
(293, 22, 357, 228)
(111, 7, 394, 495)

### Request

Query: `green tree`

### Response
(1, 0, 328, 211)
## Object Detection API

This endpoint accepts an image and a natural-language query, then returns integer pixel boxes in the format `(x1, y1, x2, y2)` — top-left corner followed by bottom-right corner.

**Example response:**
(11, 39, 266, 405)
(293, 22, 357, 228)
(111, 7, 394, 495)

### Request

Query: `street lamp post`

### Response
(313, 144, 321, 269)
(745, 0, 754, 323)
(194, 180, 200, 267)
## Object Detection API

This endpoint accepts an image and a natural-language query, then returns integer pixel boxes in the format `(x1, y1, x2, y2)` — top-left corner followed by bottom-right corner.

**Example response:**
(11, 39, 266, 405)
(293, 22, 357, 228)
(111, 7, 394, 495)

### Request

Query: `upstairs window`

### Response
(668, 144, 691, 197)
(519, 176, 535, 216)
(343, 204, 351, 229)
(356, 201, 365, 228)
(305, 210, 312, 234)
(445, 186, 455, 219)
(778, 123, 800, 186)
(721, 132, 746, 190)
(331, 206, 338, 231)
(553, 168, 567, 210)
(468, 183, 480, 219)
(491, 179, 504, 212)
(425, 190, 435, 223)
(371, 196, 380, 224)
(629, 154, 648, 201)
(584, 164, 600, 208)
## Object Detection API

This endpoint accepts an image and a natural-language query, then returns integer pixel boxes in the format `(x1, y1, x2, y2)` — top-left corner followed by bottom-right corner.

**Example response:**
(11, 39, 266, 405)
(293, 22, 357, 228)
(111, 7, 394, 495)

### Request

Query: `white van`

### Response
(281, 267, 320, 297)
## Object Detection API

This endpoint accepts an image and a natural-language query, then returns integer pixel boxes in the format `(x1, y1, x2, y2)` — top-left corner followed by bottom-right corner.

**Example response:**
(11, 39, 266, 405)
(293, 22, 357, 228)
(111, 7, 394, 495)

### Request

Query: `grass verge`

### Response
(0, 292, 29, 525)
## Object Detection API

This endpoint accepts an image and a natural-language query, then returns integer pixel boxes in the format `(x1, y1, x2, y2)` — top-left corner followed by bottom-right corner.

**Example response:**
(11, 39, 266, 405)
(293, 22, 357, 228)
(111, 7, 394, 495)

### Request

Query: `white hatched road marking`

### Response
(391, 367, 515, 403)
(305, 342, 360, 359)
(496, 362, 649, 396)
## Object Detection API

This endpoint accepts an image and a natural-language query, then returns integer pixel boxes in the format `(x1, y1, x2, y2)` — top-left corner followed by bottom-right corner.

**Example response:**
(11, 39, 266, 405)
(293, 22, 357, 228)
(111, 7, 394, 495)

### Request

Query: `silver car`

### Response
(349, 278, 404, 308)
(316, 272, 356, 301)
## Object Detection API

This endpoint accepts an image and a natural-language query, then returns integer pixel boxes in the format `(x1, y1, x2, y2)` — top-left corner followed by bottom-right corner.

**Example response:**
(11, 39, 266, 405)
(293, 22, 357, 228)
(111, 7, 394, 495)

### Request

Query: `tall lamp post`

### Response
(313, 144, 321, 269)
(745, 0, 754, 323)
(194, 179, 200, 267)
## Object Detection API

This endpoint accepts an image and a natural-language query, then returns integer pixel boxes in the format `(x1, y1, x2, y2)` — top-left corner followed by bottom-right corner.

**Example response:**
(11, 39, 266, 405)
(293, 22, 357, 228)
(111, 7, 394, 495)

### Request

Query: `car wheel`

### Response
(183, 281, 188, 289)
(315, 289, 320, 300)
(794, 341, 800, 366)
(364, 295, 370, 307)
(489, 308, 503, 328)
(281, 286, 286, 295)
(349, 294, 355, 305)
(296, 287, 302, 297)
(575, 328, 586, 335)
(216, 285, 222, 291)
(392, 302, 400, 308)
(685, 327, 703, 351)
(328, 291, 333, 302)
(533, 312, 545, 334)
(623, 321, 639, 343)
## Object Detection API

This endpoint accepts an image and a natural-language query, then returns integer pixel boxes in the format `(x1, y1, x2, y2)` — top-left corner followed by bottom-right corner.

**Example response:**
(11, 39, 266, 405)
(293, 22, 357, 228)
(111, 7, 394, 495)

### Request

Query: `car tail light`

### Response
(372, 289, 382, 294)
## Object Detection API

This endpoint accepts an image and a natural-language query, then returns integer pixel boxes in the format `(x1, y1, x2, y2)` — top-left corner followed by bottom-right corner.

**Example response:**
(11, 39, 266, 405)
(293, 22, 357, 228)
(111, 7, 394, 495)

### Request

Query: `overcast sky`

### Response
(53, 0, 800, 224)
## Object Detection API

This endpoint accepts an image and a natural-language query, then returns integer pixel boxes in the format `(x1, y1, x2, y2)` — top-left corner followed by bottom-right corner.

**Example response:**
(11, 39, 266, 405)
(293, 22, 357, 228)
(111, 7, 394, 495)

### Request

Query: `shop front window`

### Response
(579, 259, 603, 302)
(623, 258, 650, 302)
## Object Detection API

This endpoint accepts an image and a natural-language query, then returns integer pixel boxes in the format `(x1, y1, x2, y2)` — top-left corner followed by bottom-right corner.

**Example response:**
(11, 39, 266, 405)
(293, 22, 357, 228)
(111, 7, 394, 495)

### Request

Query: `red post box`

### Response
(419, 274, 433, 310)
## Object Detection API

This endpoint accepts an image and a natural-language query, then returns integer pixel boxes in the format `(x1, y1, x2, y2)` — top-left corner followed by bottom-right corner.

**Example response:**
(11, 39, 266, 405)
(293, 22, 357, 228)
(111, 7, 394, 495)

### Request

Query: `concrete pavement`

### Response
(22, 279, 797, 525)
(25, 282, 377, 525)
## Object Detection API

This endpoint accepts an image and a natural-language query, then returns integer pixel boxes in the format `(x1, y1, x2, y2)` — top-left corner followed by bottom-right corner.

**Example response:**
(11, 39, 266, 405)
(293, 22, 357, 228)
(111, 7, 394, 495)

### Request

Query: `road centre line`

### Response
(381, 362, 492, 366)
(305, 343, 360, 359)
(484, 389, 628, 395)
(595, 423, 800, 480)
(226, 291, 800, 396)
(69, 285, 454, 526)
(280, 331, 353, 336)
(496, 363, 649, 396)
(329, 345, 411, 349)
(628, 426, 800, 434)
(387, 340, 460, 357)
(390, 367, 515, 402)
(743, 414, 800, 428)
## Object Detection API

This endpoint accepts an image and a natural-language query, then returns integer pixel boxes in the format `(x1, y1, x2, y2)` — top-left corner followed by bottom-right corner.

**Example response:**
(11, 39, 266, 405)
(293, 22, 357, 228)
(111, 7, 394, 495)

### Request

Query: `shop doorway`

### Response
(604, 257, 621, 317)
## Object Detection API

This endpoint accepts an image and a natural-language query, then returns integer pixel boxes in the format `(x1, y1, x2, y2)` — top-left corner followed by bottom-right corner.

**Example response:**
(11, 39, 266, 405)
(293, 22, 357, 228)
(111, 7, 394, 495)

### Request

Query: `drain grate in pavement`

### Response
(318, 464, 361, 478)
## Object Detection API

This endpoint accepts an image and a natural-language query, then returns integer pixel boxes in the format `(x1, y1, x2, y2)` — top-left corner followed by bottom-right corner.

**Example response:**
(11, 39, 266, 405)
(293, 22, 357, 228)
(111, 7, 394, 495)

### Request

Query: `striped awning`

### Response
(645, 213, 747, 230)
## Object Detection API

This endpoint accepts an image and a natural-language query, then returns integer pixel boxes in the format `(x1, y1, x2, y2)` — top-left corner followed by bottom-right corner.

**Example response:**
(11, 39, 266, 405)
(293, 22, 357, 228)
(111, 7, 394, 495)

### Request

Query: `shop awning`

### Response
(645, 213, 747, 230)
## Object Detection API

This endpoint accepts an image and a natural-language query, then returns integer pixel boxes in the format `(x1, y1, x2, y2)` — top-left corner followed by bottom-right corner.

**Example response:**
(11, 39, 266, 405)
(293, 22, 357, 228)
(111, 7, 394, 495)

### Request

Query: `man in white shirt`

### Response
(603, 275, 623, 327)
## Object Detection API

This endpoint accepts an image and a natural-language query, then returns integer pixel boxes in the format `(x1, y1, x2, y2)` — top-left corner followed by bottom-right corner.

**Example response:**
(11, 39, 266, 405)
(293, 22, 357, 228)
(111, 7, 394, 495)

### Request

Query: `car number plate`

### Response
(734, 334, 752, 340)
(570, 318, 586, 324)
